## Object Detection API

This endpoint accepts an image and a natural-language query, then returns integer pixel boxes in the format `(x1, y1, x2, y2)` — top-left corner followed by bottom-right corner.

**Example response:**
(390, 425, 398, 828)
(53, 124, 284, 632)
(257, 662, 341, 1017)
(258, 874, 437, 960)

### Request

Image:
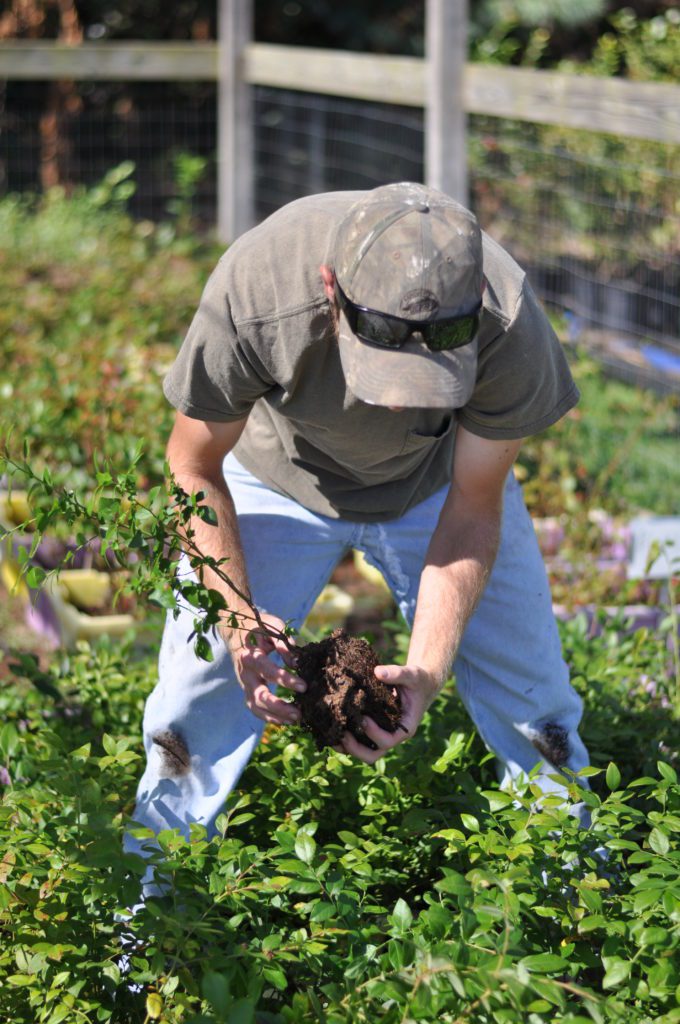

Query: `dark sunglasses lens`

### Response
(356, 310, 407, 348)
(427, 314, 478, 352)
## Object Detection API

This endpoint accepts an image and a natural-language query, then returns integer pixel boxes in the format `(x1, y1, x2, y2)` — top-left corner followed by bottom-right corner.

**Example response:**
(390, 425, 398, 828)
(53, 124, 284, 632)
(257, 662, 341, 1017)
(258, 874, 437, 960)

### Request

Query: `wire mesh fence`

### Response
(0, 79, 218, 222)
(1, 77, 679, 392)
(254, 87, 424, 215)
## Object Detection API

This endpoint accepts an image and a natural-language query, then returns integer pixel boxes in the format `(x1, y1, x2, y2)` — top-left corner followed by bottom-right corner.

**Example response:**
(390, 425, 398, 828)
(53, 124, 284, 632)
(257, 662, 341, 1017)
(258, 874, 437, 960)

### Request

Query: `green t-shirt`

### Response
(163, 191, 578, 522)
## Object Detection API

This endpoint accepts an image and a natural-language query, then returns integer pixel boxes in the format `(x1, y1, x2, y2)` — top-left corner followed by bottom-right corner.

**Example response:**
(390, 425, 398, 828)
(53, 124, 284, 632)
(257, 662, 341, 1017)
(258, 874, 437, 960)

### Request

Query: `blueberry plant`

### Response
(1, 622, 678, 1023)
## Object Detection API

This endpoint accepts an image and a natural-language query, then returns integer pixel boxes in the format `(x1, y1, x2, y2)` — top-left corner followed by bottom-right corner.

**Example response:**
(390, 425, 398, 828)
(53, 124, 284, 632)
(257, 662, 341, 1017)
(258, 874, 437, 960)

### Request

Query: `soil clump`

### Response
(294, 628, 402, 750)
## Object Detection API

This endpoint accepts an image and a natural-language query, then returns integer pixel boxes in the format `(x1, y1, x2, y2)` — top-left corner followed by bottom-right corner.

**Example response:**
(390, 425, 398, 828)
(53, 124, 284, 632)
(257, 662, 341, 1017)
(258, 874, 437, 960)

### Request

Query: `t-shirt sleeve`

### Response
(457, 279, 579, 440)
(163, 261, 274, 421)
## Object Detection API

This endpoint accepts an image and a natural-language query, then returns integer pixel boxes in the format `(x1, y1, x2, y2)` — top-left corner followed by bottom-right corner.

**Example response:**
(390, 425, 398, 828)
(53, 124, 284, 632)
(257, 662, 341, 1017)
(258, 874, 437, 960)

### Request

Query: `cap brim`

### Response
(338, 311, 477, 409)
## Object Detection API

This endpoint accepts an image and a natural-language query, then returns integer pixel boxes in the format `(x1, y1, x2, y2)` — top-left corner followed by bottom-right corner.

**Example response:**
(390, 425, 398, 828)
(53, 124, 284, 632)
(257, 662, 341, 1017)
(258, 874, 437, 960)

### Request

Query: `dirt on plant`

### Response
(294, 628, 403, 750)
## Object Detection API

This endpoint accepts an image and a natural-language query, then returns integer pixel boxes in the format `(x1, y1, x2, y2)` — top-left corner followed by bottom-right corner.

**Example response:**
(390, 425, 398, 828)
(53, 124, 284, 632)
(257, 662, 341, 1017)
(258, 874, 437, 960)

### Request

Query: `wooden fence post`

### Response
(425, 0, 468, 206)
(217, 0, 254, 243)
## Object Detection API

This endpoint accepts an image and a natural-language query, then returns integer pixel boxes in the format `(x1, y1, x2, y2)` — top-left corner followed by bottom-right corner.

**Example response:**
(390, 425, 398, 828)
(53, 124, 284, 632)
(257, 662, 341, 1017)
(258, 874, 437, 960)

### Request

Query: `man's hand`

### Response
(339, 663, 441, 764)
(227, 613, 305, 726)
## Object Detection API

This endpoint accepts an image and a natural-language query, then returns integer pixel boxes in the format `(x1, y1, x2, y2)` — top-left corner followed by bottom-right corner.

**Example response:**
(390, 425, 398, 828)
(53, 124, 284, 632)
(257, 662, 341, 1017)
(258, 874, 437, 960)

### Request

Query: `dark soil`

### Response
(294, 628, 403, 750)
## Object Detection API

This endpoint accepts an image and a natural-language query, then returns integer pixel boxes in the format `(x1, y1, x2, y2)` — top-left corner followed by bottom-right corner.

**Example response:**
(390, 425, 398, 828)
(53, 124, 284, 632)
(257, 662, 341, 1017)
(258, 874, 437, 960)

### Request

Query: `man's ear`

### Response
(319, 264, 335, 302)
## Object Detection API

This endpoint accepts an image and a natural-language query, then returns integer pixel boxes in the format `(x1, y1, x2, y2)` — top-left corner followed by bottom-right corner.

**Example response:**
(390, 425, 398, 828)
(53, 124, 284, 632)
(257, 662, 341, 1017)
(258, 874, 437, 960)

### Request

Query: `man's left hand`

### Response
(338, 664, 441, 764)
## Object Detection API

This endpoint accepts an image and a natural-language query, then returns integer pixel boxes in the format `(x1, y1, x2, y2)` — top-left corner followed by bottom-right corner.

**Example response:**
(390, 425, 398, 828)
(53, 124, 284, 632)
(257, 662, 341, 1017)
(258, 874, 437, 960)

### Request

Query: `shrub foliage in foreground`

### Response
(1, 621, 679, 1024)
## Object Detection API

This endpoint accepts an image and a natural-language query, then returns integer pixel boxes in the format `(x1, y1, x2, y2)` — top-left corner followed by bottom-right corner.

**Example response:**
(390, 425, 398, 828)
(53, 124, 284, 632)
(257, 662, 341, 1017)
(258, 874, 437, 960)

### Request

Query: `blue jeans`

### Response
(126, 454, 589, 850)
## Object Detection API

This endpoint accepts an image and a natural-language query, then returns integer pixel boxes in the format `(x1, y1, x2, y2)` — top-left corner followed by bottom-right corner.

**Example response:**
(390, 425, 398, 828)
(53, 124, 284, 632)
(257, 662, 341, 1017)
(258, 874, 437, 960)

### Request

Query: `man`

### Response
(127, 182, 589, 849)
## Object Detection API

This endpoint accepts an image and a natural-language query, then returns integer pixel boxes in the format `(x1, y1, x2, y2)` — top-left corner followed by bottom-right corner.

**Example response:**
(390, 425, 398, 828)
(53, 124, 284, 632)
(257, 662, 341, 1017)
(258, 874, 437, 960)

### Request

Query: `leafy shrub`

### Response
(0, 165, 221, 489)
(517, 350, 680, 517)
(1, 620, 678, 1023)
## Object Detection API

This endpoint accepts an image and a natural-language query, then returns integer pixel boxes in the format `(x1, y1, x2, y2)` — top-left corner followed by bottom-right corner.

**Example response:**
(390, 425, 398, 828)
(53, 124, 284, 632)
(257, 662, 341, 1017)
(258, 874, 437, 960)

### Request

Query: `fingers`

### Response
(337, 714, 412, 764)
(376, 663, 440, 709)
(243, 679, 300, 726)
(234, 645, 305, 726)
(363, 714, 413, 748)
(237, 644, 303, 692)
(374, 663, 405, 686)
(340, 729, 384, 765)
(270, 634, 298, 668)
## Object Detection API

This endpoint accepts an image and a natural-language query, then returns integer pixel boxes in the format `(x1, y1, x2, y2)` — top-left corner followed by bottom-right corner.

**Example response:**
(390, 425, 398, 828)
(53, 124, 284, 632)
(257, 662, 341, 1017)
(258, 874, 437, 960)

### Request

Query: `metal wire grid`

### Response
(0, 80, 217, 222)
(468, 115, 680, 360)
(254, 86, 424, 216)
(1, 80, 678, 388)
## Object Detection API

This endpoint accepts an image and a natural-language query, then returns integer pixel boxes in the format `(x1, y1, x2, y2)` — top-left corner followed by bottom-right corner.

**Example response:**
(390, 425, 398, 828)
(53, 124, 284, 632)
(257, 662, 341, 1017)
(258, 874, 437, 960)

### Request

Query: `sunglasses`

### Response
(334, 279, 481, 353)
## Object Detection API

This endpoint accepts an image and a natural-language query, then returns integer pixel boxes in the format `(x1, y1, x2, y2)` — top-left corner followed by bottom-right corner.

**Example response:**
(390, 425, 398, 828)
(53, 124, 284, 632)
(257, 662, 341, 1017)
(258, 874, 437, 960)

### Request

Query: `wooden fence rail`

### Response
(2, 39, 679, 146)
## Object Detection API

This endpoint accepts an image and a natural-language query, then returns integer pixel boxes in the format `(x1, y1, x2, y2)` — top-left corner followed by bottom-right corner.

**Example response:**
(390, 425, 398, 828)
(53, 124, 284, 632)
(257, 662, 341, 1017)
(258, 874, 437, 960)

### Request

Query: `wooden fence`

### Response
(1, 0, 679, 243)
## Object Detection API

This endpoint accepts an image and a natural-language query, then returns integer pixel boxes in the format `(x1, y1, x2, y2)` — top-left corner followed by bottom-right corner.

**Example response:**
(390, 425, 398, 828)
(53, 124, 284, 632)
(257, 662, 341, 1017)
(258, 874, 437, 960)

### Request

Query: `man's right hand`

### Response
(226, 613, 305, 726)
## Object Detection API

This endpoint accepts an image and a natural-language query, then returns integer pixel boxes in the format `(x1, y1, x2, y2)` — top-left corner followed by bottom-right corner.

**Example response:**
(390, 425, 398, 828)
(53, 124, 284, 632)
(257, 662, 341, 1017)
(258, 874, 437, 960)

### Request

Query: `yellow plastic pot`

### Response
(59, 568, 112, 610)
(305, 583, 354, 629)
(43, 574, 135, 647)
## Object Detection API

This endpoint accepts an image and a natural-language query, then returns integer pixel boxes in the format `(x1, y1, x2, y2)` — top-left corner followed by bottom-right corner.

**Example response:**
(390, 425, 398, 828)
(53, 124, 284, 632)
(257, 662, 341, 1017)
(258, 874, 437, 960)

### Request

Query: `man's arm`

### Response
(342, 425, 523, 763)
(167, 411, 304, 726)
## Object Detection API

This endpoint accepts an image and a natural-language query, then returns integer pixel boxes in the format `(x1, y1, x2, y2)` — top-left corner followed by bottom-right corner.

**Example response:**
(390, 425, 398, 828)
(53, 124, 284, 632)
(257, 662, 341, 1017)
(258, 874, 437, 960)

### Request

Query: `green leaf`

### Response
(391, 897, 413, 932)
(203, 972, 230, 1016)
(262, 964, 288, 991)
(102, 733, 117, 756)
(520, 953, 567, 973)
(46, 1005, 71, 1024)
(310, 901, 336, 923)
(605, 762, 621, 791)
(482, 789, 514, 811)
(0, 724, 19, 759)
(145, 993, 163, 1019)
(649, 828, 670, 855)
(194, 634, 214, 662)
(602, 957, 631, 989)
(388, 938, 406, 970)
(431, 731, 466, 773)
(432, 828, 465, 845)
(229, 1000, 256, 1024)
(337, 831, 360, 848)
(578, 915, 608, 933)
(436, 870, 469, 895)
(70, 742, 91, 761)
(197, 503, 218, 526)
(634, 888, 661, 913)
(25, 565, 46, 588)
(640, 926, 668, 947)
(658, 761, 677, 784)
(460, 813, 480, 832)
(295, 832, 316, 865)
(149, 586, 177, 610)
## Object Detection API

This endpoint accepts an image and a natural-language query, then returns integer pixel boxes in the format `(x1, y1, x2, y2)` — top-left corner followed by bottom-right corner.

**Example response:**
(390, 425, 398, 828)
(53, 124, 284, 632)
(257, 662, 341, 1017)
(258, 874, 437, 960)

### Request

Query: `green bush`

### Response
(517, 348, 680, 517)
(0, 165, 221, 489)
(1, 621, 678, 1023)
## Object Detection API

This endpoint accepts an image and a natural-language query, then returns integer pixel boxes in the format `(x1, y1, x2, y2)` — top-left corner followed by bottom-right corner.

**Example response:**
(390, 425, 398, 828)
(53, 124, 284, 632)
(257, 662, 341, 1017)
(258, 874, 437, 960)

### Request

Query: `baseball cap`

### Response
(333, 182, 483, 409)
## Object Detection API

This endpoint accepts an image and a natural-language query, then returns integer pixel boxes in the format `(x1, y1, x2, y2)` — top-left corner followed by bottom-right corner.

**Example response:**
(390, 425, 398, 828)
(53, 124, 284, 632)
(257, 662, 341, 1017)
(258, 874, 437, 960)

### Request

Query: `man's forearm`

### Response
(408, 505, 502, 689)
(173, 468, 254, 638)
